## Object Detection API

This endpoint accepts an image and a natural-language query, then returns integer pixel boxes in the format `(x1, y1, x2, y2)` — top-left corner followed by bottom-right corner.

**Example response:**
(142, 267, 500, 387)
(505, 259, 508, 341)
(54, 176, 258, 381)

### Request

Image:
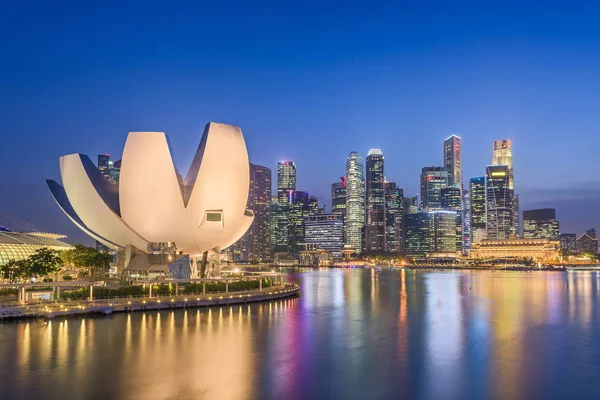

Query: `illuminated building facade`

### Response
(277, 161, 296, 204)
(0, 230, 74, 266)
(304, 214, 344, 253)
(492, 139, 518, 235)
(577, 233, 598, 254)
(469, 238, 560, 261)
(403, 196, 419, 215)
(462, 189, 471, 254)
(559, 233, 577, 252)
(429, 211, 462, 257)
(523, 208, 559, 241)
(345, 152, 365, 253)
(420, 167, 448, 211)
(485, 165, 514, 240)
(443, 135, 462, 190)
(331, 179, 346, 216)
(470, 176, 486, 243)
(441, 186, 461, 211)
(384, 181, 403, 253)
(365, 149, 385, 253)
(270, 203, 291, 254)
(405, 212, 430, 257)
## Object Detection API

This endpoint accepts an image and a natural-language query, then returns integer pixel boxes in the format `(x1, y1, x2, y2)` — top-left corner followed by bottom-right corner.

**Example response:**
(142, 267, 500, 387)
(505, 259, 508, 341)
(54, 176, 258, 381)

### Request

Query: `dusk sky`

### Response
(2, 1, 599, 244)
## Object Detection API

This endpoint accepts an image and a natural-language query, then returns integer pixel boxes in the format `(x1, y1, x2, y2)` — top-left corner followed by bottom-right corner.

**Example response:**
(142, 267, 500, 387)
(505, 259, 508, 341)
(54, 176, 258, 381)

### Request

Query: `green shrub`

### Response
(0, 288, 18, 296)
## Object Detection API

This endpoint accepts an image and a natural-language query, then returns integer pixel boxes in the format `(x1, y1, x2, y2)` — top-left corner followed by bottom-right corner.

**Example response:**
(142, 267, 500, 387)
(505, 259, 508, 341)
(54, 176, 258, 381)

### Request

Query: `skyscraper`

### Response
(270, 202, 292, 254)
(485, 165, 514, 240)
(97, 154, 120, 184)
(420, 167, 449, 211)
(523, 208, 559, 241)
(345, 152, 365, 253)
(365, 149, 385, 253)
(277, 161, 296, 203)
(304, 214, 344, 253)
(403, 196, 419, 215)
(384, 181, 404, 253)
(405, 212, 431, 257)
(443, 135, 462, 190)
(331, 178, 347, 216)
(469, 177, 486, 243)
(492, 140, 518, 235)
(429, 211, 461, 256)
(290, 190, 310, 254)
(441, 186, 461, 211)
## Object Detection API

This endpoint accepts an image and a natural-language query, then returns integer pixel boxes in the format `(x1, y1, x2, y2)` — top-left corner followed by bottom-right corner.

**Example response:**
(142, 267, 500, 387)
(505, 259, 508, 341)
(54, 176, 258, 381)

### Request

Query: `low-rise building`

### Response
(469, 238, 560, 261)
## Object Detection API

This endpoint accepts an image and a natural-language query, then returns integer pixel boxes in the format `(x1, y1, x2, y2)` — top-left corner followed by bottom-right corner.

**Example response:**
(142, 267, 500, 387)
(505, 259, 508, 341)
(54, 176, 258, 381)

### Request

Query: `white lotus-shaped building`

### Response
(46, 122, 254, 258)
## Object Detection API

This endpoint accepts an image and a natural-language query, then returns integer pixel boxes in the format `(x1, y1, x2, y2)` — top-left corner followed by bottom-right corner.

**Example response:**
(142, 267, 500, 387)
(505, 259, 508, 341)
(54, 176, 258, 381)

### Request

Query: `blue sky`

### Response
(1, 1, 599, 243)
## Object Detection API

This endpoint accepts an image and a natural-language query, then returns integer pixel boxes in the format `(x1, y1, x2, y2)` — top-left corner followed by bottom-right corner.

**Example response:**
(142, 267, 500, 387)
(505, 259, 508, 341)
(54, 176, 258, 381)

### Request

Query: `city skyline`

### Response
(3, 3, 600, 244)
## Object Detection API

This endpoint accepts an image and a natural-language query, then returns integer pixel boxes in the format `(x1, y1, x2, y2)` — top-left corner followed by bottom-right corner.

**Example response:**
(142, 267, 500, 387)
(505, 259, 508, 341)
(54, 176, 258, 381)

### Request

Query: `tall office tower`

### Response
(331, 178, 347, 216)
(384, 181, 404, 253)
(270, 203, 292, 254)
(405, 212, 431, 257)
(345, 152, 365, 253)
(289, 190, 310, 254)
(559, 233, 577, 252)
(469, 177, 486, 243)
(429, 211, 461, 256)
(112, 159, 121, 185)
(303, 214, 344, 254)
(492, 140, 518, 235)
(230, 164, 272, 262)
(420, 167, 449, 211)
(485, 165, 514, 240)
(444, 135, 462, 190)
(403, 196, 419, 214)
(365, 149, 385, 253)
(441, 186, 462, 211)
(523, 208, 559, 241)
(462, 189, 471, 254)
(277, 161, 296, 203)
(309, 196, 319, 216)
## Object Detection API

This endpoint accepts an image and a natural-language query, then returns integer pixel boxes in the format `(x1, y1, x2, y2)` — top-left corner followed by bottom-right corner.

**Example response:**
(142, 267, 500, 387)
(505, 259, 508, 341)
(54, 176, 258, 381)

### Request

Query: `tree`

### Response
(28, 248, 63, 278)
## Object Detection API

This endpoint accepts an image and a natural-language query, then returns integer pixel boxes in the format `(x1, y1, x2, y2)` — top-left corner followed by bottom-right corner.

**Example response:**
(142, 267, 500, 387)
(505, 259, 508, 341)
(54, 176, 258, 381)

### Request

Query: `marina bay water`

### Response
(1, 268, 600, 400)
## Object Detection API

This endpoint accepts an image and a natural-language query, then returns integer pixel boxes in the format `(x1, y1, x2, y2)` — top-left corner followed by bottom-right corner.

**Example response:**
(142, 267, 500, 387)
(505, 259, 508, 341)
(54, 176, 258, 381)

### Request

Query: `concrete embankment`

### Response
(0, 284, 299, 321)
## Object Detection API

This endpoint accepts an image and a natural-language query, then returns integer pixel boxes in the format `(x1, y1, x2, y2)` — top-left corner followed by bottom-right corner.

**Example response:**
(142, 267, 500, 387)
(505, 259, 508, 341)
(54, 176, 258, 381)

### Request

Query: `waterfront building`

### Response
(485, 165, 514, 240)
(443, 135, 462, 190)
(309, 196, 319, 217)
(0, 229, 73, 266)
(523, 208, 559, 241)
(403, 196, 419, 215)
(230, 163, 272, 262)
(441, 185, 461, 211)
(470, 176, 486, 243)
(462, 189, 471, 254)
(331, 179, 346, 216)
(405, 212, 431, 257)
(270, 203, 291, 254)
(345, 152, 365, 253)
(559, 233, 577, 252)
(289, 190, 310, 254)
(429, 211, 461, 257)
(277, 161, 296, 204)
(384, 181, 403, 253)
(577, 233, 598, 254)
(304, 214, 344, 254)
(365, 149, 385, 253)
(492, 140, 518, 235)
(47, 122, 255, 277)
(469, 238, 560, 261)
(420, 167, 448, 211)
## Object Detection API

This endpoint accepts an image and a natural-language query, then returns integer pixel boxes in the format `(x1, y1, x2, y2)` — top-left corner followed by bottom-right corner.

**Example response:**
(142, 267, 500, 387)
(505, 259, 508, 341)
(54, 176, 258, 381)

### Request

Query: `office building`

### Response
(331, 178, 347, 216)
(441, 186, 461, 211)
(345, 152, 365, 253)
(403, 196, 419, 215)
(384, 181, 403, 253)
(277, 161, 296, 203)
(485, 165, 513, 240)
(492, 139, 518, 235)
(559, 233, 577, 252)
(577, 233, 598, 254)
(365, 149, 385, 253)
(230, 163, 272, 262)
(420, 167, 448, 211)
(470, 177, 486, 243)
(429, 211, 461, 257)
(462, 189, 471, 254)
(270, 203, 292, 254)
(304, 214, 344, 253)
(444, 135, 462, 190)
(405, 212, 431, 257)
(523, 208, 559, 241)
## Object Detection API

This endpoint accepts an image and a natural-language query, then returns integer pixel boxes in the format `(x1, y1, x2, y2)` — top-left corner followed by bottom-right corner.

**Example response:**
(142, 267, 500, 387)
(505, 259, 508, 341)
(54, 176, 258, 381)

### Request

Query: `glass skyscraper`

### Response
(331, 179, 347, 216)
(345, 152, 365, 253)
(420, 167, 449, 211)
(443, 135, 462, 190)
(384, 181, 403, 253)
(469, 176, 486, 243)
(492, 140, 518, 236)
(523, 208, 559, 241)
(365, 149, 385, 253)
(277, 161, 296, 204)
(485, 165, 514, 240)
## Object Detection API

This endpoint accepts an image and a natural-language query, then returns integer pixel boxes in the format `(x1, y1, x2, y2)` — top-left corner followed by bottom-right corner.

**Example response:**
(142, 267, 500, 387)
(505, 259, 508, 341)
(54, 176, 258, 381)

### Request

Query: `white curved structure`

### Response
(47, 122, 254, 257)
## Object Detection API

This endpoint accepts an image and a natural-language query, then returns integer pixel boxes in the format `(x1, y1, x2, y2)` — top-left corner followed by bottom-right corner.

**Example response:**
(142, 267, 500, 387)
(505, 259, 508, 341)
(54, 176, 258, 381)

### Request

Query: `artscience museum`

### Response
(46, 122, 254, 279)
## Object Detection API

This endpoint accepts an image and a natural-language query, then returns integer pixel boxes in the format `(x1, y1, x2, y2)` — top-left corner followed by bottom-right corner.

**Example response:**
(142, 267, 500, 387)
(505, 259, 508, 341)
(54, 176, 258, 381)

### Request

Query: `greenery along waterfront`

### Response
(59, 279, 273, 300)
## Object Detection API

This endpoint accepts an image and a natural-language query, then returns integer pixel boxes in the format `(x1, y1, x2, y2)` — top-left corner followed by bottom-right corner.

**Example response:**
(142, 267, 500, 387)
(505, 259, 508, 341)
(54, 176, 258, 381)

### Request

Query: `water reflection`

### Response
(1, 270, 600, 400)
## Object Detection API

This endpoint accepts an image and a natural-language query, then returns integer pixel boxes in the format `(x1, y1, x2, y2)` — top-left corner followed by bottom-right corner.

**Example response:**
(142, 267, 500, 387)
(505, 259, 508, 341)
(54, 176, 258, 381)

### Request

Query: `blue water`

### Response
(0, 268, 599, 400)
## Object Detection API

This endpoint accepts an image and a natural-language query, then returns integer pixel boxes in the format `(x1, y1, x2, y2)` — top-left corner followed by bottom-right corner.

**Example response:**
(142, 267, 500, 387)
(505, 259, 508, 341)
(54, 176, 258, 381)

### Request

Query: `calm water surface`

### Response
(1, 269, 600, 400)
